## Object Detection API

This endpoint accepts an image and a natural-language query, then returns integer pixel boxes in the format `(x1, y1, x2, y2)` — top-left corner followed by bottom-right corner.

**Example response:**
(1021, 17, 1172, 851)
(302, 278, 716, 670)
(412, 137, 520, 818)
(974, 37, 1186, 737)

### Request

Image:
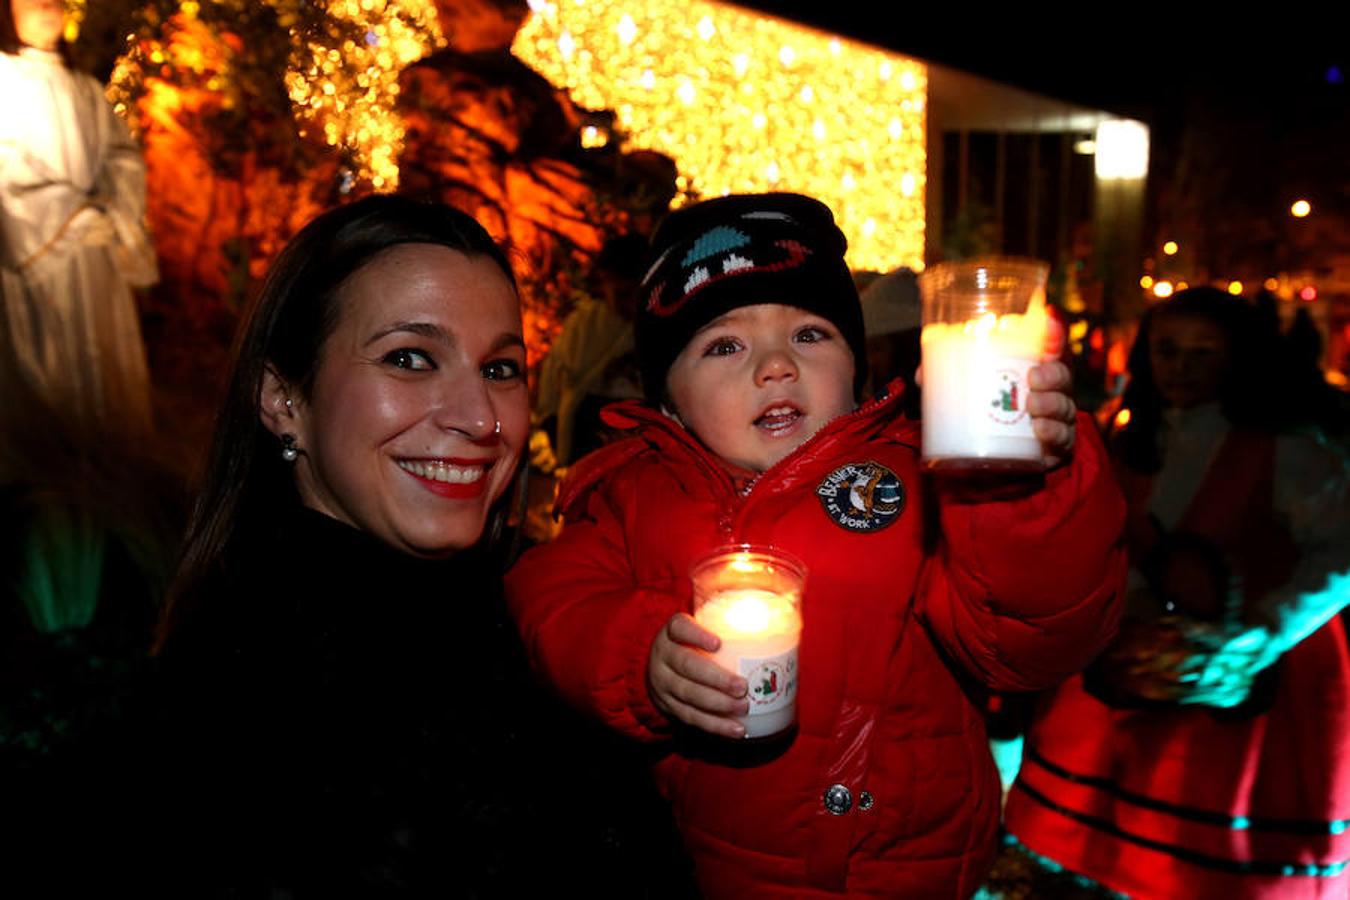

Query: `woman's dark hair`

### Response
(1112, 286, 1279, 472)
(158, 194, 517, 647)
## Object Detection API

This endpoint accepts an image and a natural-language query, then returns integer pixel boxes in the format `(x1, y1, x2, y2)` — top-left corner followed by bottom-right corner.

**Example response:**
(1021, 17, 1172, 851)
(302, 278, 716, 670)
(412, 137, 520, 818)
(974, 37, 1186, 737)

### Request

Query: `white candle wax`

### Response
(694, 587, 802, 738)
(920, 292, 1049, 469)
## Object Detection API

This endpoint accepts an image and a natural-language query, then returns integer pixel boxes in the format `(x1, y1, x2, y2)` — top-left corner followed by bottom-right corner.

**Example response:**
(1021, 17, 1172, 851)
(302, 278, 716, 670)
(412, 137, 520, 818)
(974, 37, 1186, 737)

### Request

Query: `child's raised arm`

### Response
(916, 412, 1128, 691)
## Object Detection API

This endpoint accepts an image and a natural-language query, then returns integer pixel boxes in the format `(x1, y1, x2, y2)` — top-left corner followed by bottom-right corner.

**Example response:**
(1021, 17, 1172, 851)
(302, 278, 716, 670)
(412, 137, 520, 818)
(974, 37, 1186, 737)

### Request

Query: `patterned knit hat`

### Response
(635, 193, 867, 405)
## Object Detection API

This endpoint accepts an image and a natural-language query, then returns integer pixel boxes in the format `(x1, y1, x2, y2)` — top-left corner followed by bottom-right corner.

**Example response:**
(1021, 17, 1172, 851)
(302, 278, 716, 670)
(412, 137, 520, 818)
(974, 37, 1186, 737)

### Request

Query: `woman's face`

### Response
(284, 243, 529, 557)
(1148, 314, 1231, 410)
(11, 0, 64, 51)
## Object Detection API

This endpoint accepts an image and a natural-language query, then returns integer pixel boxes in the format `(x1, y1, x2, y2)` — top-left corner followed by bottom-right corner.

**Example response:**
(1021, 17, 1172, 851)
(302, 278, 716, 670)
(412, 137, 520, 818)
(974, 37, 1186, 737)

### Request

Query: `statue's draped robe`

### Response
(0, 47, 156, 438)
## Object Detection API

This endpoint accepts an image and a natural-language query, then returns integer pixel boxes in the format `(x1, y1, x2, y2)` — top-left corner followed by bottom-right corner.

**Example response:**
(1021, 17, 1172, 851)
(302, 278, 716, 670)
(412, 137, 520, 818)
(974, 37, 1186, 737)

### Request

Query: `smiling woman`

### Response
(166, 195, 529, 615)
(107, 196, 691, 895)
(261, 241, 529, 557)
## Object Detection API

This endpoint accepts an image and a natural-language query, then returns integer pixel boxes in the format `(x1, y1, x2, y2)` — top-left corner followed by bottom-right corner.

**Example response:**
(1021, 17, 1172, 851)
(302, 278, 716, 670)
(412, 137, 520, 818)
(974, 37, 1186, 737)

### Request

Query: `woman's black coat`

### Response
(23, 506, 689, 897)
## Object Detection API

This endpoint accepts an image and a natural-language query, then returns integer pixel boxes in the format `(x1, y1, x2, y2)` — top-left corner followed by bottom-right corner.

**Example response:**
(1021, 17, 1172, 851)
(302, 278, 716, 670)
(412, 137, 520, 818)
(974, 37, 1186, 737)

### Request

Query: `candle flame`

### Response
(725, 594, 773, 632)
(970, 312, 998, 339)
(729, 553, 758, 573)
(696, 588, 802, 638)
(924, 286, 1049, 358)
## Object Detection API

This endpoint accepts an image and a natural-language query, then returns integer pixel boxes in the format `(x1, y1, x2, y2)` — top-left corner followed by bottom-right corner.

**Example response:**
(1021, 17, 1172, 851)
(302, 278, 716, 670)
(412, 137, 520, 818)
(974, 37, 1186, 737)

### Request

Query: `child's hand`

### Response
(648, 613, 750, 739)
(1028, 359, 1076, 468)
(1028, 316, 1076, 467)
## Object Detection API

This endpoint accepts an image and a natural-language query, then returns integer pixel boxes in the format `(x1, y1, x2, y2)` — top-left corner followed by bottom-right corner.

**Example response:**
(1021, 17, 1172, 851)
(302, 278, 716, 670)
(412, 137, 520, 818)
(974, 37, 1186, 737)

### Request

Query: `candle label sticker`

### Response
(816, 461, 906, 533)
(739, 648, 798, 713)
(984, 359, 1034, 434)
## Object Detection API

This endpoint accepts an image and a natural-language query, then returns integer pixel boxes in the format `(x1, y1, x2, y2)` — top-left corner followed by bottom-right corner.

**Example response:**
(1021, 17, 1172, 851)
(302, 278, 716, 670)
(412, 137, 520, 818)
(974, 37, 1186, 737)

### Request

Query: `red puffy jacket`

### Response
(506, 389, 1126, 897)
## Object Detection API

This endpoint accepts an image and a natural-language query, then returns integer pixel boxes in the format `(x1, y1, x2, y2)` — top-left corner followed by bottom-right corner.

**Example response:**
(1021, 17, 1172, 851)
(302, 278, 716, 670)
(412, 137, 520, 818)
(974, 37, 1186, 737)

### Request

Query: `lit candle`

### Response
(691, 547, 806, 738)
(919, 259, 1050, 470)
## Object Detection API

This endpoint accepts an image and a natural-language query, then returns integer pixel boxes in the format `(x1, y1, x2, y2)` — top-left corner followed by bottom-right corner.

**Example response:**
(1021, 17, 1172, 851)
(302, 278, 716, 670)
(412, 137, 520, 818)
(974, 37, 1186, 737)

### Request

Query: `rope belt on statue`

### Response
(17, 202, 100, 271)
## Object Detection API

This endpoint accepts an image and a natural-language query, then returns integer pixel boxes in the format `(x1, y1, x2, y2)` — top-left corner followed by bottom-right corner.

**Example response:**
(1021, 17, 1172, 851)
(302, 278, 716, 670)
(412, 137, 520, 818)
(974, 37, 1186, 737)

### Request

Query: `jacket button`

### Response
(858, 791, 874, 811)
(823, 784, 852, 815)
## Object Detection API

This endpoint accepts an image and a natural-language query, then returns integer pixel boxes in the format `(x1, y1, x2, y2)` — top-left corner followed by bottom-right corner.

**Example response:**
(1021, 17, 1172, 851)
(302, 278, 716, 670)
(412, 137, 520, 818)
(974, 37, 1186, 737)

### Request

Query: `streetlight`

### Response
(1094, 120, 1149, 179)
(1291, 199, 1312, 218)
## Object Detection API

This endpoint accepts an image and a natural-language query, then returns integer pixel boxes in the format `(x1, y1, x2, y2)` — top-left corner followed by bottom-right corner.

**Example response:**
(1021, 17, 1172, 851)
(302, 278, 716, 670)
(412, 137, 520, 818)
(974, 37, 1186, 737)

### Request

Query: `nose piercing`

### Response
(494, 421, 501, 435)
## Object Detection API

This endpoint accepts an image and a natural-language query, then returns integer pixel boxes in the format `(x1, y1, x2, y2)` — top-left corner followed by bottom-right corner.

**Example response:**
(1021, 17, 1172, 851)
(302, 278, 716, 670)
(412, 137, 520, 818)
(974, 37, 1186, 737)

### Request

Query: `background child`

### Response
(506, 193, 1126, 897)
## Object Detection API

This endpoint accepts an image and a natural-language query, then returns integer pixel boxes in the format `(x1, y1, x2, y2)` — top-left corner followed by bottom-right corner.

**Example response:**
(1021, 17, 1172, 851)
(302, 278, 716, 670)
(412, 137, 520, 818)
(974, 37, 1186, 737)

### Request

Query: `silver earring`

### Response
(494, 420, 501, 436)
(281, 434, 299, 462)
(285, 398, 294, 411)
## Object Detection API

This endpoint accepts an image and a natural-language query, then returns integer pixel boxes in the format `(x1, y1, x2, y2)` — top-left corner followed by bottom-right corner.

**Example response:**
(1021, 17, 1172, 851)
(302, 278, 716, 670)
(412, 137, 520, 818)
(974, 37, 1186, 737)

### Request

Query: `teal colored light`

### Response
(1231, 816, 1250, 830)
(21, 505, 105, 634)
(990, 735, 1025, 797)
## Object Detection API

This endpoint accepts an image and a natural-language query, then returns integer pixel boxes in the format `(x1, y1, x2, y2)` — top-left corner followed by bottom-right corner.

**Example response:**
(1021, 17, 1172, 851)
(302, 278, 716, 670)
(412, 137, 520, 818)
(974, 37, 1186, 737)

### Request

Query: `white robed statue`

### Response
(1, 0, 157, 440)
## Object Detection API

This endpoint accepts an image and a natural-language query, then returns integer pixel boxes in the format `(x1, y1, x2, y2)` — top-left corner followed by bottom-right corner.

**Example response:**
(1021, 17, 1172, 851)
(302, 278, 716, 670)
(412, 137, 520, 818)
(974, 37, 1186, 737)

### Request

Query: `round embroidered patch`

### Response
(816, 461, 906, 533)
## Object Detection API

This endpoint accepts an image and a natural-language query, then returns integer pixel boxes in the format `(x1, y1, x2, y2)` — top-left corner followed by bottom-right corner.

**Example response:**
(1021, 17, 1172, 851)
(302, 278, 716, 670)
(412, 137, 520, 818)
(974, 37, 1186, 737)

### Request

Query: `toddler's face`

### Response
(665, 303, 855, 473)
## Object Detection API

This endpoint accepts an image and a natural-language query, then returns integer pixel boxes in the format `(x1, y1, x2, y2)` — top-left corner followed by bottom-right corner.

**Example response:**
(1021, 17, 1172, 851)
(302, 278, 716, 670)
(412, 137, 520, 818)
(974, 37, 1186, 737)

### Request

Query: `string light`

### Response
(580, 125, 609, 148)
(512, 0, 927, 272)
(108, 0, 443, 191)
(283, 0, 443, 189)
(63, 0, 87, 42)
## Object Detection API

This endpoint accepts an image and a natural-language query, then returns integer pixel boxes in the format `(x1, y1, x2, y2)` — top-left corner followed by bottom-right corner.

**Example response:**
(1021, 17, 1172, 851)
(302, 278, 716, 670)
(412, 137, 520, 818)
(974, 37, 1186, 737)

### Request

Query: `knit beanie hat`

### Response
(635, 192, 867, 405)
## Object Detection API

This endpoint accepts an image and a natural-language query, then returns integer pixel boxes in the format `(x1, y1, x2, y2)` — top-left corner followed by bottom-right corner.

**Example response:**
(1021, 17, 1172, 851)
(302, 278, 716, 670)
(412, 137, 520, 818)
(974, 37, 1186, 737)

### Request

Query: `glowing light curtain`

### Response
(513, 0, 926, 272)
(108, 0, 444, 190)
(284, 0, 443, 189)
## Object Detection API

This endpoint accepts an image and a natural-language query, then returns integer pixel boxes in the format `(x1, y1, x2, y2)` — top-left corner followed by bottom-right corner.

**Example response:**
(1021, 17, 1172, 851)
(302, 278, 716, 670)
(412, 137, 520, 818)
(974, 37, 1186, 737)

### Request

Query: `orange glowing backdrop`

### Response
(96, 0, 925, 276)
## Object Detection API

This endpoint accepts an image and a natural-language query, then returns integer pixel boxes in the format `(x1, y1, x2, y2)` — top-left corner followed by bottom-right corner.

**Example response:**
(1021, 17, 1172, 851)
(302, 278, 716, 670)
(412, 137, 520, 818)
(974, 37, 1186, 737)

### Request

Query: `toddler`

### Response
(507, 193, 1126, 897)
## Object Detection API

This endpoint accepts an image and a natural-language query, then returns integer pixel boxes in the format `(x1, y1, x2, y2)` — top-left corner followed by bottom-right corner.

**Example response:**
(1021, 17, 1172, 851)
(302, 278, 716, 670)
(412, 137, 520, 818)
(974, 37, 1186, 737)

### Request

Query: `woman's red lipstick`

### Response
(396, 458, 491, 499)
